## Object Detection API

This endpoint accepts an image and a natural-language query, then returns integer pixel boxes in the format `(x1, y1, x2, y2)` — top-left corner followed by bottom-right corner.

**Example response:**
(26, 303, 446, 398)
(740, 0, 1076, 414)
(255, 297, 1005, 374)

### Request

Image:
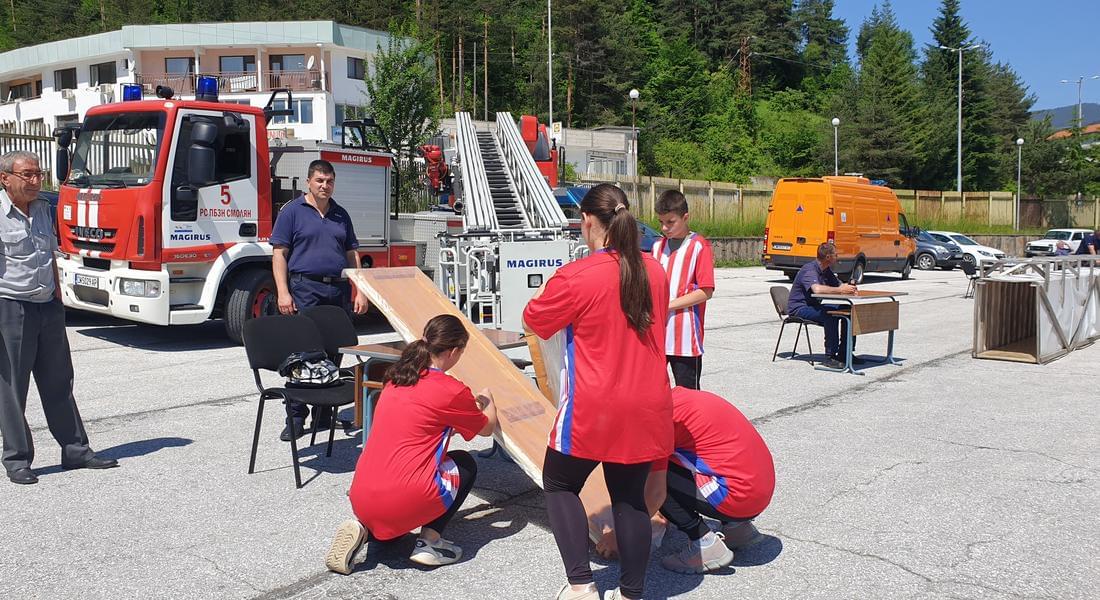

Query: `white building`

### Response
(0, 21, 393, 141)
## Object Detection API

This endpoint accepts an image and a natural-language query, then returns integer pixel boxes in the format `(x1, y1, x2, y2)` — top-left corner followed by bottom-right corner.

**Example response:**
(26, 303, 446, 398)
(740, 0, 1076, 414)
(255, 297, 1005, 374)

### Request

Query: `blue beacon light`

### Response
(195, 76, 219, 102)
(121, 84, 142, 101)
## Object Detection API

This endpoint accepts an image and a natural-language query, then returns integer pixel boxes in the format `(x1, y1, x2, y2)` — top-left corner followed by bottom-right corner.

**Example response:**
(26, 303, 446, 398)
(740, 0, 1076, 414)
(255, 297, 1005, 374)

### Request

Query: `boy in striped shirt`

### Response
(652, 190, 715, 389)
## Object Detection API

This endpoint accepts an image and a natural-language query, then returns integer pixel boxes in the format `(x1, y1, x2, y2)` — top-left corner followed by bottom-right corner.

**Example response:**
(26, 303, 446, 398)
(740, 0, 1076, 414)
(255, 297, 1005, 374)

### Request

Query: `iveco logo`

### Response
(505, 258, 564, 268)
(72, 226, 111, 240)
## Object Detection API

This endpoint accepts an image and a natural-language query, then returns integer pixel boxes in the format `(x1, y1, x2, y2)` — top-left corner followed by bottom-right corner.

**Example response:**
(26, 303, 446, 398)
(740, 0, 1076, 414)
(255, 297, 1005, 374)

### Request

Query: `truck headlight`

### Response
(119, 278, 161, 298)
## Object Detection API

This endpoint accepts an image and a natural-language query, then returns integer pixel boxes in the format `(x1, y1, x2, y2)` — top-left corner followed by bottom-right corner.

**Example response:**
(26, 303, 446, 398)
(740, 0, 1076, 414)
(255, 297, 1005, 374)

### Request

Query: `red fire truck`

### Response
(52, 79, 417, 343)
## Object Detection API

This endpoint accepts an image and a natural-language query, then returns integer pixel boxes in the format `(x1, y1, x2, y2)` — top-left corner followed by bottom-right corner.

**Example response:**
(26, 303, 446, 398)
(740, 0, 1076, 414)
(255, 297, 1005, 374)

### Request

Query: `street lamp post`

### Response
(831, 117, 840, 176)
(1015, 137, 1024, 231)
(1059, 75, 1100, 130)
(629, 88, 639, 204)
(939, 43, 983, 195)
(547, 0, 553, 128)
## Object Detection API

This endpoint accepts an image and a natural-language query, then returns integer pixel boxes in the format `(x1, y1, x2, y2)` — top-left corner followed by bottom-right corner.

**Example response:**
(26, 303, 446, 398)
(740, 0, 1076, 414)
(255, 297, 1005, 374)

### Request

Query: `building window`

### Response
(90, 61, 117, 86)
(219, 55, 257, 73)
(347, 57, 365, 79)
(335, 103, 368, 125)
(272, 98, 313, 124)
(8, 82, 35, 101)
(165, 57, 195, 75)
(269, 54, 306, 72)
(54, 68, 77, 90)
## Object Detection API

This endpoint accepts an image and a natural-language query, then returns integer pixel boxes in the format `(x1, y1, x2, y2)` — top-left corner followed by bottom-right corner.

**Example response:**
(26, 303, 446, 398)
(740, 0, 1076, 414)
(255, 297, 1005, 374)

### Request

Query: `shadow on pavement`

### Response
(34, 436, 194, 476)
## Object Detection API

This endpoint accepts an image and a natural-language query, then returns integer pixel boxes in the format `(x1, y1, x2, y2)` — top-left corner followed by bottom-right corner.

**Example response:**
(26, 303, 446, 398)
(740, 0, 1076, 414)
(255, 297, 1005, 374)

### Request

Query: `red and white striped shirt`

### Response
(652, 233, 716, 357)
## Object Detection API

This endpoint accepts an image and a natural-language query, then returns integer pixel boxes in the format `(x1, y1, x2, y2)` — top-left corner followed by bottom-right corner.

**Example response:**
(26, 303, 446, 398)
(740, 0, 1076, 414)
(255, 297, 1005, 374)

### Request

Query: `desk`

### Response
(811, 291, 908, 375)
(340, 329, 529, 437)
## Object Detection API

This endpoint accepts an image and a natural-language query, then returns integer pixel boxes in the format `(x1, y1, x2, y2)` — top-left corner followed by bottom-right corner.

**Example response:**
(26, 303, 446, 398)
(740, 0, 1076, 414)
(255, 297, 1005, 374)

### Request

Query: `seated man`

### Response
(786, 242, 858, 369)
(1074, 229, 1100, 256)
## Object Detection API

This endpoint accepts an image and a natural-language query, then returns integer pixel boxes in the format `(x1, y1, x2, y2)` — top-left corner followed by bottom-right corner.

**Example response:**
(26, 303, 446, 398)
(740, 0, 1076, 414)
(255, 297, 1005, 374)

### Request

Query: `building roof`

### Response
(0, 21, 392, 77)
(1048, 122, 1100, 140)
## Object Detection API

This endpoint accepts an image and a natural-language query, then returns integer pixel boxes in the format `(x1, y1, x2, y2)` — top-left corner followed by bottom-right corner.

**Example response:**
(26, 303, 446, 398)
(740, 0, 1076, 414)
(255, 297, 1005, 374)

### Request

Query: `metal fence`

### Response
(575, 172, 1100, 230)
(0, 121, 57, 188)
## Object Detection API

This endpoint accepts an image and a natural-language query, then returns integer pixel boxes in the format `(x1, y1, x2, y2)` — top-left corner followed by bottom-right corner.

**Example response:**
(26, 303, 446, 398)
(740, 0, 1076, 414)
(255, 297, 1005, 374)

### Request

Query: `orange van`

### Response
(762, 176, 916, 283)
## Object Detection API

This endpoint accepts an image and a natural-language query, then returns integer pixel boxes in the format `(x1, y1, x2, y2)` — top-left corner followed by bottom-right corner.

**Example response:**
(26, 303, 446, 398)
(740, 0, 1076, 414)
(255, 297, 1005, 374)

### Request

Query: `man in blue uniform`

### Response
(271, 159, 369, 441)
(1074, 229, 1100, 255)
(786, 243, 858, 370)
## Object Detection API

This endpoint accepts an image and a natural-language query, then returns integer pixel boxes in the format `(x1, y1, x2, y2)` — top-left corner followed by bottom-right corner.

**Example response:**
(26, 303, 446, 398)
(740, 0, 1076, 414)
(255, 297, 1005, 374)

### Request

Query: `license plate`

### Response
(74, 273, 98, 288)
(771, 242, 792, 251)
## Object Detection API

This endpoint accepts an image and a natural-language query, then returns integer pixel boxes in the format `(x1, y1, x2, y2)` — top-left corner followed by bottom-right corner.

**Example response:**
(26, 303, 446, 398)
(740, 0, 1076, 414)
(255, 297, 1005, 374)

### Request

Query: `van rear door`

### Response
(790, 186, 828, 257)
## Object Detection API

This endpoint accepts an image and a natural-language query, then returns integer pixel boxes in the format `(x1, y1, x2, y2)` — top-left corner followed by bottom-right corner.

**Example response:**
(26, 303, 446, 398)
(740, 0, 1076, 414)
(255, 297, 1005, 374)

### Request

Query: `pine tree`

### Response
(845, 3, 920, 185)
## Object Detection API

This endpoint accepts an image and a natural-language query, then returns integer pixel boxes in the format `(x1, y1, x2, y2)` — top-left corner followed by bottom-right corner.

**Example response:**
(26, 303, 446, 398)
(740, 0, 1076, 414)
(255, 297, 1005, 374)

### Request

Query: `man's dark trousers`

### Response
(791, 304, 851, 358)
(0, 297, 94, 474)
(286, 275, 349, 422)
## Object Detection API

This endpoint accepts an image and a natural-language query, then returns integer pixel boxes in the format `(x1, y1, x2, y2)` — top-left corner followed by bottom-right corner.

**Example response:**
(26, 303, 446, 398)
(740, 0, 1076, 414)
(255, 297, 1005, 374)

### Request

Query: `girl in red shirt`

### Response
(324, 314, 498, 574)
(524, 184, 673, 600)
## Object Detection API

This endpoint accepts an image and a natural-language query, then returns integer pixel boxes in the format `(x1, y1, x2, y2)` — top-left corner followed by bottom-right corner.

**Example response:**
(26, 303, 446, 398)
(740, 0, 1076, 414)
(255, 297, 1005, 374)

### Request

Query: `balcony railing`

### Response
(134, 70, 325, 95)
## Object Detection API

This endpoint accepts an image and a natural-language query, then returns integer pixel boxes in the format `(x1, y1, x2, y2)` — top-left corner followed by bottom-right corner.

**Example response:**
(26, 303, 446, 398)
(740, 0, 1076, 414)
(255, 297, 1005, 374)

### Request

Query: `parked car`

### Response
(914, 229, 964, 270)
(926, 230, 1006, 265)
(1024, 228, 1094, 257)
(557, 185, 661, 252)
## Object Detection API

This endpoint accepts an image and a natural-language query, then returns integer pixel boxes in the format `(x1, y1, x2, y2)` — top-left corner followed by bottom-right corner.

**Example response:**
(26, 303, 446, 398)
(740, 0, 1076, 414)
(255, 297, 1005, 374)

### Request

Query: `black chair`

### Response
(243, 314, 356, 488)
(301, 305, 360, 444)
(769, 286, 818, 365)
(961, 261, 980, 298)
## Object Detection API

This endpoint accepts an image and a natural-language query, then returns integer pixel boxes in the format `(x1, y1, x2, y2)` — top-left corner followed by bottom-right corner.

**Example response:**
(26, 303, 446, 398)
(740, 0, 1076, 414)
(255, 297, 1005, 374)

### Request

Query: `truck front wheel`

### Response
(225, 269, 278, 344)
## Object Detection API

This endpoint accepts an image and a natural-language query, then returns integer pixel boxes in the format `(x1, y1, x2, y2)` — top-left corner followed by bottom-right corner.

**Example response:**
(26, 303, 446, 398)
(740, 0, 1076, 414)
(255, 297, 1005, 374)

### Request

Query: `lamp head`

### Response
(629, 88, 639, 101)
(1016, 138, 1024, 146)
(831, 117, 840, 127)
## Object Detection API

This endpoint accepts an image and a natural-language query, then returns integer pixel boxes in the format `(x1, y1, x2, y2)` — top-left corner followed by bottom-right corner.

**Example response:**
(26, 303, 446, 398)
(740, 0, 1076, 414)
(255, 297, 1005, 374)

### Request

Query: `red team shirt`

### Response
(652, 233, 715, 357)
(654, 387, 775, 519)
(523, 250, 674, 464)
(348, 369, 487, 541)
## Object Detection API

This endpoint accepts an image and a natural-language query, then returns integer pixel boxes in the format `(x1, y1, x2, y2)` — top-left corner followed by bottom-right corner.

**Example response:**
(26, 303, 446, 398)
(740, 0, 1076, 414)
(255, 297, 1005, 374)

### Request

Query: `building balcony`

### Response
(134, 70, 327, 95)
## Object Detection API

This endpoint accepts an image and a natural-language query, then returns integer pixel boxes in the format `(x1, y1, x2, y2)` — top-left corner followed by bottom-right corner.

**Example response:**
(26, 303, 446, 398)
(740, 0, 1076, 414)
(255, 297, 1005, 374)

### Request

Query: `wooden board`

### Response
(850, 301, 899, 336)
(346, 267, 613, 541)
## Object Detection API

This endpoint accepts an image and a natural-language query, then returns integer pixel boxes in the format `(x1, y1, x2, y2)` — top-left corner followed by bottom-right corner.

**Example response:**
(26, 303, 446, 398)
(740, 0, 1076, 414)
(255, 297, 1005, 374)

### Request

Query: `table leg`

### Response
(352, 363, 363, 429)
(885, 329, 900, 365)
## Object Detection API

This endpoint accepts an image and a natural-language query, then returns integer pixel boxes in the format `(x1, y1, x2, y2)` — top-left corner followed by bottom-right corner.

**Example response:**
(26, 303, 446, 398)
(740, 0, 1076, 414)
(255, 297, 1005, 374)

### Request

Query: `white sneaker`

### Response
(324, 519, 366, 575)
(409, 536, 463, 566)
(555, 583, 599, 600)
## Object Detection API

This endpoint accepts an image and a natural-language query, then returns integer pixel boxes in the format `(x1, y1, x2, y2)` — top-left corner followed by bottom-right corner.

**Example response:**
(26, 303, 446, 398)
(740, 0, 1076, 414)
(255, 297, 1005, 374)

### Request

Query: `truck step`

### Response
(169, 277, 205, 283)
(169, 303, 205, 311)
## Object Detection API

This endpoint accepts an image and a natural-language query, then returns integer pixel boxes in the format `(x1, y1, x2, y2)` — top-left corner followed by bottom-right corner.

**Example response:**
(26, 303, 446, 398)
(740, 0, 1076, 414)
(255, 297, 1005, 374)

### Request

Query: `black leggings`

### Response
(659, 462, 751, 541)
(543, 447, 652, 599)
(667, 355, 702, 389)
(422, 450, 478, 535)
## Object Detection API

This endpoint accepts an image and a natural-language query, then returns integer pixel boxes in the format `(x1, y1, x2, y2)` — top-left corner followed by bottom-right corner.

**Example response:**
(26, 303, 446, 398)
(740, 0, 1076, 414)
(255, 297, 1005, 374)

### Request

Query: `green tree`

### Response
(363, 25, 439, 211)
(842, 2, 920, 185)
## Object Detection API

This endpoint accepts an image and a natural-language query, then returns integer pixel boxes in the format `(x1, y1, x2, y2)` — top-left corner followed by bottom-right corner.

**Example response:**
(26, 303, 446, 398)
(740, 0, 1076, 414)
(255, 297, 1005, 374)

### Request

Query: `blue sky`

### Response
(832, 0, 1099, 110)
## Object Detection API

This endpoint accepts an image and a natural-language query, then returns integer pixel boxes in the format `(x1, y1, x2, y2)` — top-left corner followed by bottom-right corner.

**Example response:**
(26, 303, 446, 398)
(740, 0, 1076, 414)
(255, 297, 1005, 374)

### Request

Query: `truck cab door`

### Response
(162, 109, 259, 258)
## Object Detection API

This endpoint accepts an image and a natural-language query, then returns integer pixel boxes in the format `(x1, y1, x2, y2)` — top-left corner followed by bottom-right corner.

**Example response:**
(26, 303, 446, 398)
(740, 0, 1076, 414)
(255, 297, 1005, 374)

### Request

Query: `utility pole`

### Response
(458, 36, 464, 110)
(547, 0, 553, 127)
(472, 42, 477, 119)
(484, 18, 489, 122)
(939, 43, 982, 195)
(738, 37, 752, 96)
(1059, 75, 1100, 130)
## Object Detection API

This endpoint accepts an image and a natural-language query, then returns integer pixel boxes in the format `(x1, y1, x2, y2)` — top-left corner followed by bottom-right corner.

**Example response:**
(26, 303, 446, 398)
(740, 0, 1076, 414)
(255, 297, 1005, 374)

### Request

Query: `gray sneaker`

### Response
(660, 531, 734, 574)
(324, 519, 366, 575)
(721, 521, 764, 549)
(555, 583, 599, 600)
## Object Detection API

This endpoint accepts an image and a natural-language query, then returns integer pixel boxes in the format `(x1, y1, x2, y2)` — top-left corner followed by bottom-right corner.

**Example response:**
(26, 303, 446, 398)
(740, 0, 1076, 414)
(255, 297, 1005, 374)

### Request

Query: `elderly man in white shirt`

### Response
(0, 150, 117, 485)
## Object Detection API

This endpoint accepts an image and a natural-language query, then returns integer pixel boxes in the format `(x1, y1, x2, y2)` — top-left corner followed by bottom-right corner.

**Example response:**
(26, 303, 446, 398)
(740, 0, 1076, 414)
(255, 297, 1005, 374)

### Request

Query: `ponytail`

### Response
(579, 184, 653, 337)
(384, 314, 470, 386)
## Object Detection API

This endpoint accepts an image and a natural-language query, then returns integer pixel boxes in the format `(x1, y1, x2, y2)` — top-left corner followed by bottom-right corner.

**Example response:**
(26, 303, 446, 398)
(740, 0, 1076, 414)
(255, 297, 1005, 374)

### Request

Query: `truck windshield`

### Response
(68, 112, 165, 188)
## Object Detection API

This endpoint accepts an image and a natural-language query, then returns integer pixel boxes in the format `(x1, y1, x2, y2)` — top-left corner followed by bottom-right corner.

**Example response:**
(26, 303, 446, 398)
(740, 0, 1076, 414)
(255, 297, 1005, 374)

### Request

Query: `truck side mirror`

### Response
(54, 128, 73, 182)
(187, 121, 218, 187)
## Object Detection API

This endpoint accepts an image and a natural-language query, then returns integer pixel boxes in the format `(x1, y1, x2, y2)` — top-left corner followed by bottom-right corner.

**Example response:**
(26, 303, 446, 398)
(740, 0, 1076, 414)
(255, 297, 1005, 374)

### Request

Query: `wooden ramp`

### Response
(346, 267, 613, 540)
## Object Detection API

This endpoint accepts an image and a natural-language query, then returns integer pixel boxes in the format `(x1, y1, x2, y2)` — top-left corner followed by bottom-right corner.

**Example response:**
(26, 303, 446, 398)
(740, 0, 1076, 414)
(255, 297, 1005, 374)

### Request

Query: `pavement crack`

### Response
(821, 459, 928, 507)
(28, 392, 254, 434)
(182, 549, 265, 594)
(926, 437, 1098, 474)
(751, 349, 972, 426)
(773, 529, 937, 585)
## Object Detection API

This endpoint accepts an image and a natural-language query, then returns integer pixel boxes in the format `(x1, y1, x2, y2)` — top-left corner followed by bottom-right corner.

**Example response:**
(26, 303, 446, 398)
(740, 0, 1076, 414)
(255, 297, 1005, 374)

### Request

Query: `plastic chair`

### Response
(242, 314, 356, 488)
(769, 286, 819, 365)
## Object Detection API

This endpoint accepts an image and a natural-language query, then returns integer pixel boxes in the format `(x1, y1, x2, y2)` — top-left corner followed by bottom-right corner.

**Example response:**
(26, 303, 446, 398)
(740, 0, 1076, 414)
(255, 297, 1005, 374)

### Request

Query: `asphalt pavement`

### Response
(1, 266, 1097, 599)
